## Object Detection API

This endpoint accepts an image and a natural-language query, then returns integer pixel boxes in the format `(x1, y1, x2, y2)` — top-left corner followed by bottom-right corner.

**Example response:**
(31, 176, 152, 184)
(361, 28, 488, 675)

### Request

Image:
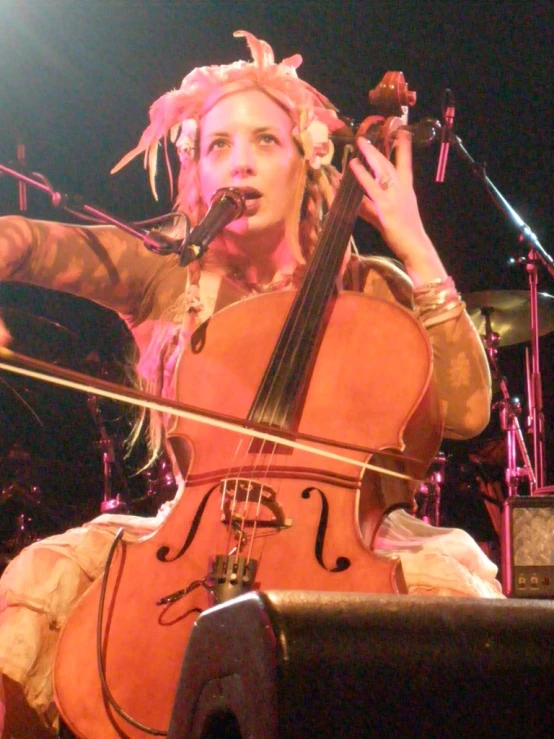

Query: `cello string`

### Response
(223, 439, 266, 558)
(258, 165, 360, 424)
(245, 442, 280, 564)
(227, 431, 283, 566)
(237, 165, 362, 566)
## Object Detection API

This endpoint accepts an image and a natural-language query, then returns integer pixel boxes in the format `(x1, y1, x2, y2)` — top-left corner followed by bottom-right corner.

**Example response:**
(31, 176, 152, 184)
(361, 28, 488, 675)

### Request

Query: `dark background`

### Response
(0, 0, 552, 544)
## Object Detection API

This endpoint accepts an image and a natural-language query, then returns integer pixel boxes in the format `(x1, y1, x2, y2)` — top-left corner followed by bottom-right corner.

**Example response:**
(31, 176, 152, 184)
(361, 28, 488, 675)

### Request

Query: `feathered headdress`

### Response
(111, 30, 344, 199)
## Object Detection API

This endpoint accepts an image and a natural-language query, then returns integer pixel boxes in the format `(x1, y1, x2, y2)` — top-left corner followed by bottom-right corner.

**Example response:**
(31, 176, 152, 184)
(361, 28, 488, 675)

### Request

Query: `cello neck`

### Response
(248, 165, 364, 429)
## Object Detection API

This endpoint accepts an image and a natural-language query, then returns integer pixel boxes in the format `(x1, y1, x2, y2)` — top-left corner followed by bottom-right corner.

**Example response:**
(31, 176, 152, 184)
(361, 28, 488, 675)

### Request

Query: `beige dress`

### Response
(0, 215, 502, 730)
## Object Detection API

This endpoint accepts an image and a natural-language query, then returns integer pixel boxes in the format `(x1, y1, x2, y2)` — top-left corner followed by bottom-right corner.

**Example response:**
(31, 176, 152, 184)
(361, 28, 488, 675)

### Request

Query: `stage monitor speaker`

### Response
(502, 495, 554, 598)
(167, 591, 554, 739)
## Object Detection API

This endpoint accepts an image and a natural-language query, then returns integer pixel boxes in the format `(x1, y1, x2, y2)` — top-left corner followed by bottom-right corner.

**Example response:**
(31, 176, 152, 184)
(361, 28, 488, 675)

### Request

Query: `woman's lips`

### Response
(237, 187, 262, 201)
(244, 197, 261, 214)
(236, 188, 262, 214)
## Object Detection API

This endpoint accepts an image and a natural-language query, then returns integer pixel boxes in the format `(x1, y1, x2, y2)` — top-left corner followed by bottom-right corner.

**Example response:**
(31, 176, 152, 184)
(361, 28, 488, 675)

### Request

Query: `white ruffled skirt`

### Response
(0, 498, 503, 731)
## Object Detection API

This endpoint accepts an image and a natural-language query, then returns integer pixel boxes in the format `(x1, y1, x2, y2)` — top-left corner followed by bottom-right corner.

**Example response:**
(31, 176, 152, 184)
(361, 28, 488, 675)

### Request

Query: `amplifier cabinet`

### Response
(502, 495, 554, 598)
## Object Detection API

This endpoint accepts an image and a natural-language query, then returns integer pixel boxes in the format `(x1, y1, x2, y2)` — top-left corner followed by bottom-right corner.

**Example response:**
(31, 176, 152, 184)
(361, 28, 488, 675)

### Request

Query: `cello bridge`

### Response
(220, 478, 293, 529)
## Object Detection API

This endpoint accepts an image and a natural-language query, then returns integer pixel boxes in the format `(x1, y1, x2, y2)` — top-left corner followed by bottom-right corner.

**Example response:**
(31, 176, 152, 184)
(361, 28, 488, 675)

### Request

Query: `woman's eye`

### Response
(208, 138, 228, 152)
(259, 133, 278, 145)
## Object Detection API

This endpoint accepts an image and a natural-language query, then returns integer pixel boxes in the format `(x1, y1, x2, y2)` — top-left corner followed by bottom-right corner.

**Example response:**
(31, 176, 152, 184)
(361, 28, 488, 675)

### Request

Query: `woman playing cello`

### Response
(0, 30, 501, 737)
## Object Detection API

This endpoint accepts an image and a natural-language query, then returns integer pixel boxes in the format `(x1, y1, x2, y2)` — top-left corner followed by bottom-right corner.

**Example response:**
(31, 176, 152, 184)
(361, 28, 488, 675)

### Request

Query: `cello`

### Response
(52, 74, 442, 737)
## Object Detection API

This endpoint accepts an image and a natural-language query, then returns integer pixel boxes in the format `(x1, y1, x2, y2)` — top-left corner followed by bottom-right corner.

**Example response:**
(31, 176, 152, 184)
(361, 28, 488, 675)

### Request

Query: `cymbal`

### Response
(464, 290, 554, 346)
(0, 306, 83, 363)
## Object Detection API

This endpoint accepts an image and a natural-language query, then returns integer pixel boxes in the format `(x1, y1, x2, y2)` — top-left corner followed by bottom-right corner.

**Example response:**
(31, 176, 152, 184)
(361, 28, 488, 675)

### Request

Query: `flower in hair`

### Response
(175, 118, 198, 164)
(294, 111, 335, 170)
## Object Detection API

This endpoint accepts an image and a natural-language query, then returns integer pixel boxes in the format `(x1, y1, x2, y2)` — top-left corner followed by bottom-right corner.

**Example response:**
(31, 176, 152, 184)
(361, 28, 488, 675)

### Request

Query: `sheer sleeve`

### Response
(424, 306, 491, 439)
(0, 215, 185, 327)
(350, 255, 491, 440)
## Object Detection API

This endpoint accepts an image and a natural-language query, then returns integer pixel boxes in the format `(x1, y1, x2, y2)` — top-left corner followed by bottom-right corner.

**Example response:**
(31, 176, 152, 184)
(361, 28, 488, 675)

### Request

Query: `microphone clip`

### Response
(178, 241, 208, 268)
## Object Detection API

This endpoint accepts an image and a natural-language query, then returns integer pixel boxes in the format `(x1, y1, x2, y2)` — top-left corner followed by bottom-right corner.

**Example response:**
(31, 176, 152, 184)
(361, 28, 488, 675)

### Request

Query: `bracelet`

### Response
(413, 275, 464, 327)
(417, 300, 465, 328)
(413, 276, 459, 311)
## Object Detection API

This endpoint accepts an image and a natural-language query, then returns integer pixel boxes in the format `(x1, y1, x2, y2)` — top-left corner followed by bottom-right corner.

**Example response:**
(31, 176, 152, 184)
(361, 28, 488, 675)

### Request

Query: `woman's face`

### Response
(198, 89, 303, 240)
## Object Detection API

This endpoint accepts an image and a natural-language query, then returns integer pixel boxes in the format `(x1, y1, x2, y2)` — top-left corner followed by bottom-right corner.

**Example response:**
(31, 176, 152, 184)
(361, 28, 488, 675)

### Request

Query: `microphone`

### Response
(179, 187, 246, 266)
(401, 117, 442, 147)
(435, 90, 455, 182)
(352, 117, 442, 151)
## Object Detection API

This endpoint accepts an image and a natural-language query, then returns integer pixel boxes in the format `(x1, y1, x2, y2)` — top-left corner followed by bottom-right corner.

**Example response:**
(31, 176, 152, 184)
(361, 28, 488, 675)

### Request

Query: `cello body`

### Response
(53, 290, 442, 738)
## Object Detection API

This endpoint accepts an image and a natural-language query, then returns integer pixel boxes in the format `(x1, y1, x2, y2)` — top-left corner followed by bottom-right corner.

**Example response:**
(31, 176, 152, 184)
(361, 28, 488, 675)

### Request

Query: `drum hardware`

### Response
(87, 394, 129, 514)
(0, 444, 42, 563)
(131, 453, 178, 515)
(465, 279, 554, 595)
(478, 306, 536, 488)
(0, 489, 41, 554)
(142, 454, 178, 501)
(415, 452, 446, 526)
(493, 392, 535, 498)
(465, 289, 554, 495)
(12, 512, 36, 550)
(521, 250, 550, 491)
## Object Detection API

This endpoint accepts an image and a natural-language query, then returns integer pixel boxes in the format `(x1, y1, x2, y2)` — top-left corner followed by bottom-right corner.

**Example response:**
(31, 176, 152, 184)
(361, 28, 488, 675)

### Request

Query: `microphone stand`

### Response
(0, 161, 188, 257)
(481, 313, 536, 496)
(450, 134, 554, 493)
(0, 162, 244, 267)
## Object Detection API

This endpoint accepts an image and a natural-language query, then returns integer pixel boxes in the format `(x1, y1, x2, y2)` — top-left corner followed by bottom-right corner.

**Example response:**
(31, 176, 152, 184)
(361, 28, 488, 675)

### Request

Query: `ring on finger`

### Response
(378, 176, 395, 191)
